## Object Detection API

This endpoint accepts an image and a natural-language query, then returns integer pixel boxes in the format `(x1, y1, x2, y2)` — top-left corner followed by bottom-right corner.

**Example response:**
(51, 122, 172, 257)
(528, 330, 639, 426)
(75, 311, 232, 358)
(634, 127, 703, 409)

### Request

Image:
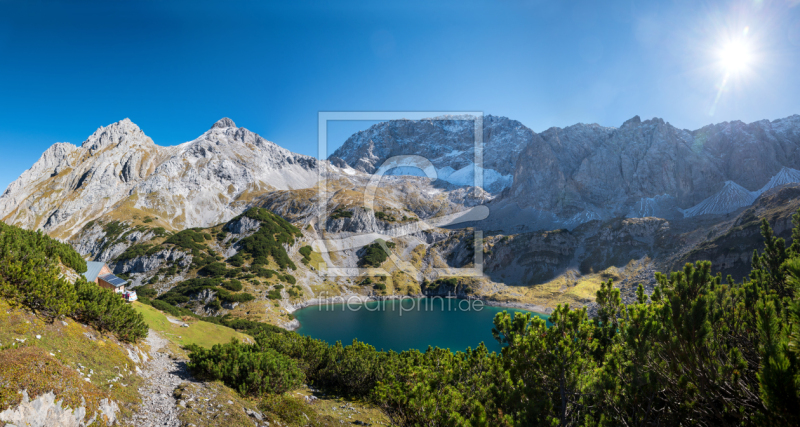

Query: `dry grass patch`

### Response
(0, 299, 144, 419)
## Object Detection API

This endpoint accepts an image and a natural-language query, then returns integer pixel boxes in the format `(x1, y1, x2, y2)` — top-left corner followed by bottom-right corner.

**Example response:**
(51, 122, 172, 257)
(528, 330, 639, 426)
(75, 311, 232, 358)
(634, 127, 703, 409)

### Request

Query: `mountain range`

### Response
(2, 113, 800, 317)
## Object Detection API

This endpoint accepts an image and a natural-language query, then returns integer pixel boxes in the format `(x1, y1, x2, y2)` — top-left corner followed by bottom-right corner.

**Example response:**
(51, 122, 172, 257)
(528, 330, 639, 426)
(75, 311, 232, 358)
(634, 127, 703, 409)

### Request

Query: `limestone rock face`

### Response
(0, 390, 118, 427)
(113, 247, 189, 275)
(225, 216, 261, 234)
(509, 114, 800, 227)
(330, 115, 533, 193)
(0, 118, 320, 237)
(484, 217, 672, 286)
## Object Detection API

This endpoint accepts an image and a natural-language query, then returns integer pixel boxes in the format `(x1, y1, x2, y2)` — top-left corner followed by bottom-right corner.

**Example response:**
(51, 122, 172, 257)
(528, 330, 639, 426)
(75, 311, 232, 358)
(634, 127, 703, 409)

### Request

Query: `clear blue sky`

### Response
(1, 0, 799, 192)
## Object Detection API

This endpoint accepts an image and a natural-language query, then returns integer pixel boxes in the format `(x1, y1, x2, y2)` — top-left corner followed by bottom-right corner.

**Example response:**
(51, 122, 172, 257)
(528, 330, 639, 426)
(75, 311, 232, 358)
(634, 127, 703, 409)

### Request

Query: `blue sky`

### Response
(1, 0, 799, 192)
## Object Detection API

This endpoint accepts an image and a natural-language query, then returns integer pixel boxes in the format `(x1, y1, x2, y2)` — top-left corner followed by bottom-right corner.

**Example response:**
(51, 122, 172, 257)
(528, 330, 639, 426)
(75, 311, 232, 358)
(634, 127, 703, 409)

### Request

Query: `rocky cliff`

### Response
(509, 115, 800, 228)
(329, 115, 533, 193)
(0, 118, 319, 238)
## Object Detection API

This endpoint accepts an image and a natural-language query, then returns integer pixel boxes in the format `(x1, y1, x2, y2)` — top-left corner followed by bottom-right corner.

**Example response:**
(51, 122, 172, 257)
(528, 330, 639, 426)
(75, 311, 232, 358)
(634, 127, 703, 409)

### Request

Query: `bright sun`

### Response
(719, 40, 752, 73)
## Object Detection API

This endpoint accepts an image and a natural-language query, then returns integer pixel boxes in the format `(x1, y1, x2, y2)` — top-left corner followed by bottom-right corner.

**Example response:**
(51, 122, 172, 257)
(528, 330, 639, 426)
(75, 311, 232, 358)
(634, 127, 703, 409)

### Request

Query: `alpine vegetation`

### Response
(187, 211, 800, 426)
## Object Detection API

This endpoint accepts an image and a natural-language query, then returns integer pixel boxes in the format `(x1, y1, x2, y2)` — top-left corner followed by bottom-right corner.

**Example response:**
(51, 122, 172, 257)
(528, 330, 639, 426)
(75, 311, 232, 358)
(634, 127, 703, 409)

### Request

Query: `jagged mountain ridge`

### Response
(3, 113, 798, 319)
(0, 118, 320, 237)
(329, 115, 532, 193)
(328, 113, 800, 232)
(508, 114, 800, 227)
(5, 113, 800, 240)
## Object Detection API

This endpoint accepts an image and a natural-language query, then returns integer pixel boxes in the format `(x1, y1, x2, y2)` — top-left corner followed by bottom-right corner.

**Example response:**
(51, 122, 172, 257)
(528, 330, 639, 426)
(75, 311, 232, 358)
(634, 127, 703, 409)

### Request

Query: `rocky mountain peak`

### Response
(80, 118, 149, 151)
(329, 114, 534, 193)
(0, 116, 322, 235)
(621, 115, 641, 128)
(211, 118, 237, 129)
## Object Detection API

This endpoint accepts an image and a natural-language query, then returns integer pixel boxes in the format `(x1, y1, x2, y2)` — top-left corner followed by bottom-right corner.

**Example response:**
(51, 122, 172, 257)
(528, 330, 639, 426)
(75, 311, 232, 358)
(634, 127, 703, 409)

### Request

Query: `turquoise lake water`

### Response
(294, 298, 548, 353)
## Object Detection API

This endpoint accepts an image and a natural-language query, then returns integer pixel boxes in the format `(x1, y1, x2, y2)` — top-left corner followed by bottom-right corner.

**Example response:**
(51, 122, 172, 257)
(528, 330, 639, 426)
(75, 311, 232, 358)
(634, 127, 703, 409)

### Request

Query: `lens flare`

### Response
(708, 25, 758, 116)
(719, 40, 752, 73)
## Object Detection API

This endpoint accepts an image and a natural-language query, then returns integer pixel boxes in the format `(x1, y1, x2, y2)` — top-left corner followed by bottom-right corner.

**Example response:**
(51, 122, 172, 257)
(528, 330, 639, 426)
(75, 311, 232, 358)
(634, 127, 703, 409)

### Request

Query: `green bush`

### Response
(198, 262, 228, 278)
(157, 278, 220, 306)
(203, 314, 288, 336)
(149, 299, 190, 317)
(250, 265, 275, 279)
(424, 277, 458, 291)
(164, 229, 208, 251)
(0, 230, 79, 318)
(226, 253, 245, 267)
(159, 264, 178, 277)
(259, 395, 337, 427)
(375, 211, 396, 222)
(206, 298, 222, 311)
(0, 222, 86, 273)
(225, 268, 242, 278)
(217, 290, 255, 304)
(222, 279, 243, 292)
(188, 339, 304, 396)
(191, 251, 217, 270)
(73, 278, 148, 342)
(231, 208, 300, 271)
(137, 287, 158, 299)
(256, 333, 400, 398)
(0, 221, 146, 342)
(101, 221, 127, 250)
(359, 240, 395, 267)
(330, 209, 353, 220)
(299, 245, 313, 266)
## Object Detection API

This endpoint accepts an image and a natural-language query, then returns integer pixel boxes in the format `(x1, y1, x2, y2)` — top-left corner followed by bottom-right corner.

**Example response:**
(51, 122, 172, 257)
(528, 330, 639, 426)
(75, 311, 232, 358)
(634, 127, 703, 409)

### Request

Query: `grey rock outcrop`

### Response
(71, 223, 158, 263)
(484, 217, 671, 285)
(0, 390, 118, 427)
(225, 216, 261, 234)
(113, 247, 189, 275)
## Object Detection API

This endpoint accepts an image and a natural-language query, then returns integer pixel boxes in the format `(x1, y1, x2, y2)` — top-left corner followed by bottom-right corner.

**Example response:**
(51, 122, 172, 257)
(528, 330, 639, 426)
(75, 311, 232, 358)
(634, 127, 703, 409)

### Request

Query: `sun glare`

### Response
(719, 40, 752, 73)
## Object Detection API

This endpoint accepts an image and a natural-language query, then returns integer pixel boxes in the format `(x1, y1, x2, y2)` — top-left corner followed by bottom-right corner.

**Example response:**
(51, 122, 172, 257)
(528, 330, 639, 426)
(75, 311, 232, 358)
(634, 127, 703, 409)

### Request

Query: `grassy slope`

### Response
(0, 299, 145, 420)
(132, 302, 391, 427)
(132, 302, 252, 348)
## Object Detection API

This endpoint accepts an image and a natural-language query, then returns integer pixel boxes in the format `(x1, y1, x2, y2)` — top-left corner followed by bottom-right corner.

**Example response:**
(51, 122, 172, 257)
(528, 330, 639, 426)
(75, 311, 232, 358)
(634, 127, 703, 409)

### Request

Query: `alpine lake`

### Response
(294, 297, 549, 353)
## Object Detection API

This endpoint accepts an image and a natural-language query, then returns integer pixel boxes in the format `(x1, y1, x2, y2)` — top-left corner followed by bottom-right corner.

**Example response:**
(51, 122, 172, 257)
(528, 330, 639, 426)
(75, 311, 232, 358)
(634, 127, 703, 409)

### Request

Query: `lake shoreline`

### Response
(285, 293, 551, 331)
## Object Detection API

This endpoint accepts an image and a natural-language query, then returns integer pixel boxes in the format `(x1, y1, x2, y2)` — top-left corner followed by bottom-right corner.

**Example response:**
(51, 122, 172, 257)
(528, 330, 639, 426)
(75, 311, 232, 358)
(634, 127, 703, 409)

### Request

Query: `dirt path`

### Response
(129, 330, 192, 427)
